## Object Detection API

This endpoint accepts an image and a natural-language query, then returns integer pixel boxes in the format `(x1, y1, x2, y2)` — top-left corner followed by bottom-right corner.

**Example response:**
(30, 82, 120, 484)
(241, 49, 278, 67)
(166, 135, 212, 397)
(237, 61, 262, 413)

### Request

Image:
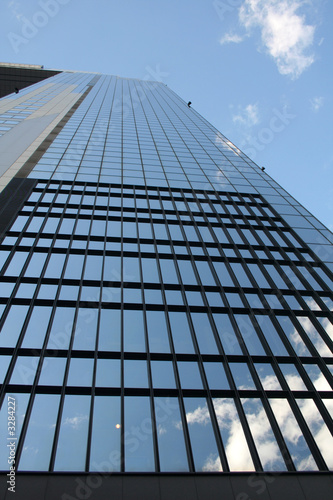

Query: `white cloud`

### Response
(64, 415, 88, 430)
(220, 33, 244, 45)
(239, 0, 316, 79)
(232, 103, 260, 127)
(310, 96, 324, 112)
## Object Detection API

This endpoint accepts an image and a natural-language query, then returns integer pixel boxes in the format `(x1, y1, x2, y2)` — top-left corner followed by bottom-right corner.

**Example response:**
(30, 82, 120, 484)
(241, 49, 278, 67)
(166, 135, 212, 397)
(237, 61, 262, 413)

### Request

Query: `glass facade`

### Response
(0, 72, 332, 477)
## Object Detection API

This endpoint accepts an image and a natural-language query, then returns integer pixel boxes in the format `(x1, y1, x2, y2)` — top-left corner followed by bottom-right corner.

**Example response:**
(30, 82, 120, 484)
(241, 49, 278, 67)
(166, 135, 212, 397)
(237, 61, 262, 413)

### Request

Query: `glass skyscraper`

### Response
(0, 68, 332, 499)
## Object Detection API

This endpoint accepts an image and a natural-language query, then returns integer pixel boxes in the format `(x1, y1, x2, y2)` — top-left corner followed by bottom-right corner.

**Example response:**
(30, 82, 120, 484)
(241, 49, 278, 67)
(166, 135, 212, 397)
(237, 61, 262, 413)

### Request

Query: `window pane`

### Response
(124, 396, 154, 471)
(155, 397, 188, 471)
(47, 307, 75, 350)
(146, 310, 170, 353)
(191, 312, 219, 354)
(0, 305, 29, 347)
(269, 398, 317, 471)
(168, 311, 195, 354)
(21, 306, 52, 348)
(184, 398, 222, 471)
(72, 308, 98, 350)
(19, 394, 60, 471)
(90, 396, 121, 472)
(95, 359, 120, 387)
(38, 357, 66, 386)
(213, 398, 254, 471)
(98, 309, 121, 351)
(241, 398, 287, 471)
(123, 310, 146, 352)
(0, 393, 30, 469)
(54, 395, 90, 471)
(213, 313, 242, 355)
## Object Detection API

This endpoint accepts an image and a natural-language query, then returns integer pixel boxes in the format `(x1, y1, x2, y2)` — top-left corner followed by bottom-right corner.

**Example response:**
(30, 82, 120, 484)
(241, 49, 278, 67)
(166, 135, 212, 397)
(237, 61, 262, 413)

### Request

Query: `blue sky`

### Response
(0, 0, 332, 230)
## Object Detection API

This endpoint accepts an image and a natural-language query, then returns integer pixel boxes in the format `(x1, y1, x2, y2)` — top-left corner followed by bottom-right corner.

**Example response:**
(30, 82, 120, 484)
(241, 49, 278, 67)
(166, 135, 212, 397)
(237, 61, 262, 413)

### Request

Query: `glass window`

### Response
(98, 309, 121, 351)
(168, 311, 195, 353)
(241, 398, 286, 471)
(95, 359, 120, 387)
(296, 316, 332, 357)
(268, 398, 317, 471)
(123, 256, 140, 282)
(229, 263, 252, 287)
(123, 310, 146, 352)
(9, 356, 39, 385)
(184, 398, 222, 471)
(296, 398, 333, 469)
(90, 396, 121, 472)
(212, 398, 254, 471)
(195, 261, 216, 286)
(124, 359, 148, 388)
(233, 314, 265, 355)
(67, 358, 94, 387)
(19, 394, 60, 471)
(204, 362, 229, 390)
(177, 361, 203, 389)
(0, 305, 29, 347)
(159, 259, 179, 284)
(146, 310, 170, 353)
(0, 393, 30, 469)
(211, 262, 234, 286)
(4, 251, 29, 276)
(151, 361, 176, 389)
(213, 313, 242, 355)
(54, 395, 90, 471)
(38, 357, 66, 386)
(141, 258, 159, 283)
(303, 364, 331, 391)
(44, 253, 66, 279)
(254, 363, 282, 391)
(84, 255, 103, 281)
(229, 362, 256, 390)
(63, 254, 85, 280)
(191, 312, 219, 354)
(72, 308, 98, 350)
(21, 306, 52, 348)
(15, 282, 37, 299)
(47, 307, 75, 350)
(255, 316, 288, 356)
(103, 255, 121, 282)
(275, 316, 310, 356)
(124, 396, 154, 471)
(155, 397, 188, 471)
(24, 252, 47, 277)
(279, 364, 307, 390)
(177, 260, 197, 285)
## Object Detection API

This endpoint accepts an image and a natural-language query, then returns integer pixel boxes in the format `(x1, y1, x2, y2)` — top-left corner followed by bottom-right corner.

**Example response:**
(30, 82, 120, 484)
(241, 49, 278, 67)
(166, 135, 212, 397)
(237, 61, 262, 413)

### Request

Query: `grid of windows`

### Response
(0, 180, 332, 473)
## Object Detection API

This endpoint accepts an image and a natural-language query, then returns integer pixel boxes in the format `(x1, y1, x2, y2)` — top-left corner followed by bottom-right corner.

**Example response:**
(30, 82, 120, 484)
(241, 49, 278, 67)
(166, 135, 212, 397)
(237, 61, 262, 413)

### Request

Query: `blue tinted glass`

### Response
(256, 316, 288, 356)
(0, 305, 29, 347)
(0, 393, 30, 469)
(123, 310, 146, 352)
(124, 396, 154, 471)
(204, 362, 229, 390)
(234, 314, 266, 355)
(54, 395, 90, 471)
(213, 313, 242, 355)
(21, 306, 52, 348)
(168, 311, 195, 353)
(155, 397, 188, 471)
(90, 396, 121, 472)
(178, 361, 203, 389)
(124, 360, 148, 388)
(38, 357, 66, 386)
(191, 312, 219, 354)
(72, 308, 98, 350)
(98, 309, 121, 351)
(146, 310, 170, 353)
(184, 398, 222, 471)
(47, 307, 75, 350)
(19, 394, 60, 471)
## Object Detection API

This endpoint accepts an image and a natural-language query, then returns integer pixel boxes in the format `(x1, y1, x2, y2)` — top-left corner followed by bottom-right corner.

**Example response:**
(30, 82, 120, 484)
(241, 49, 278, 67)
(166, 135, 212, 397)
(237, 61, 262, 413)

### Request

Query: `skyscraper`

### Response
(0, 68, 332, 499)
